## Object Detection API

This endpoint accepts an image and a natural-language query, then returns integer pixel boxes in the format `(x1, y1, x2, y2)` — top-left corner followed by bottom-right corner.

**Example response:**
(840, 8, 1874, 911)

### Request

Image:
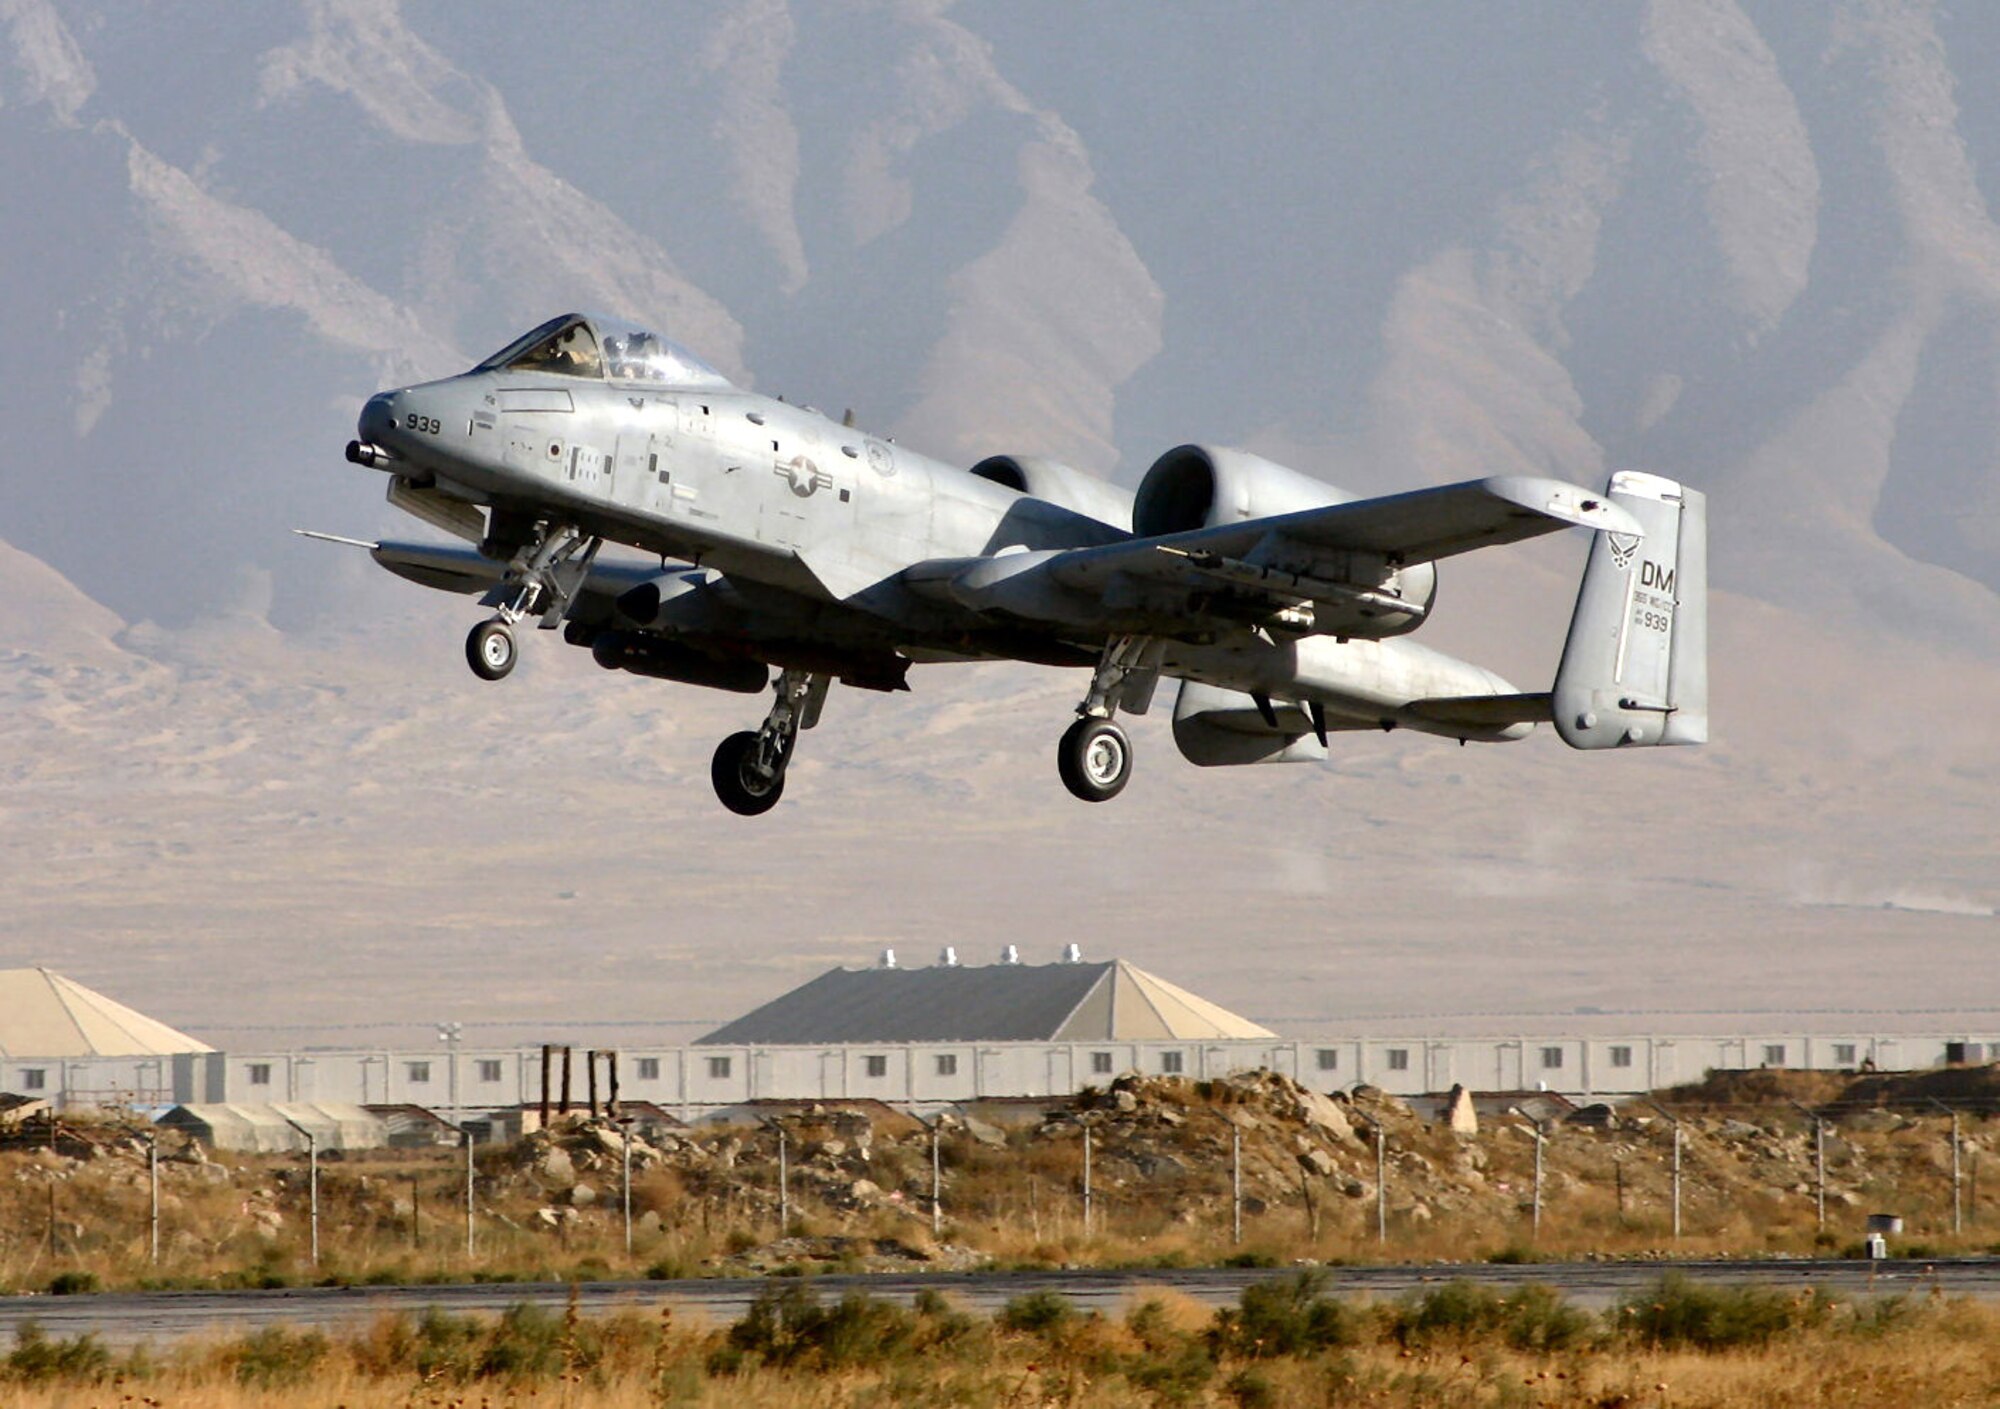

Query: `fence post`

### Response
(1531, 1121, 1544, 1241)
(1649, 1102, 1683, 1242)
(540, 1044, 552, 1128)
(1374, 1121, 1387, 1245)
(1082, 1123, 1093, 1236)
(464, 1128, 475, 1261)
(1953, 1110, 1964, 1236)
(621, 1117, 634, 1256)
(778, 1127, 790, 1232)
(1672, 1121, 1682, 1241)
(1232, 1127, 1243, 1246)
(930, 1120, 942, 1238)
(148, 1136, 159, 1266)
(308, 1132, 320, 1267)
(1817, 1119, 1827, 1231)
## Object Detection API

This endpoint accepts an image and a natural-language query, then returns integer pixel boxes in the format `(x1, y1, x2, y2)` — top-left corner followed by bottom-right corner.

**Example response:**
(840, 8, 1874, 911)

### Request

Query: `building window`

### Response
(1385, 1049, 1409, 1072)
(935, 1054, 958, 1077)
(637, 1058, 660, 1081)
(864, 1055, 889, 1079)
(20, 1069, 45, 1091)
(406, 1062, 431, 1083)
(706, 1057, 732, 1080)
(1762, 1044, 1786, 1068)
(1833, 1043, 1857, 1066)
(247, 1063, 272, 1086)
(1541, 1047, 1564, 1070)
(1091, 1052, 1113, 1075)
(1609, 1046, 1633, 1069)
(477, 1060, 502, 1083)
(1316, 1049, 1339, 1072)
(1160, 1051, 1184, 1075)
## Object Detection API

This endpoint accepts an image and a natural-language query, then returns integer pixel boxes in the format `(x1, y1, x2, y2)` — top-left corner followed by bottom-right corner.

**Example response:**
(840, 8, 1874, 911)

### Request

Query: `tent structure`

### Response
(698, 957, 1274, 1046)
(156, 1102, 386, 1153)
(0, 969, 213, 1058)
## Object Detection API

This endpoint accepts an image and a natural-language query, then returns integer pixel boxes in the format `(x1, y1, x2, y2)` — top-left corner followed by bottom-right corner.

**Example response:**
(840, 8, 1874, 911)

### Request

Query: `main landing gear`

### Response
(463, 523, 600, 683)
(1057, 634, 1162, 803)
(711, 669, 830, 816)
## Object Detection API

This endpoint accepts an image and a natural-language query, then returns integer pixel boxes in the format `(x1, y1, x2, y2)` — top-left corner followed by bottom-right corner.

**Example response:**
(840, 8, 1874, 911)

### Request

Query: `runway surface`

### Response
(1, 1259, 1990, 1349)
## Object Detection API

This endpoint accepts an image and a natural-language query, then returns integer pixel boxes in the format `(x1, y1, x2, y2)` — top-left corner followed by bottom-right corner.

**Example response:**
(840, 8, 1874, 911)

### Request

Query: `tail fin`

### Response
(1552, 471, 1707, 748)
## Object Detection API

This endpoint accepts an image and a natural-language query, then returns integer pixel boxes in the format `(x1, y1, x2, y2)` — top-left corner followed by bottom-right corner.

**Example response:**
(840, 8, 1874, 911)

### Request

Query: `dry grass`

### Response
(1, 1278, 1998, 1407)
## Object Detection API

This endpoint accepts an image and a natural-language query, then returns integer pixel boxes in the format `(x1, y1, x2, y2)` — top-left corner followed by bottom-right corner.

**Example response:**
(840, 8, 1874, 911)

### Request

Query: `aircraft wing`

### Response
(297, 532, 673, 601)
(908, 475, 1640, 634)
(1054, 476, 1635, 586)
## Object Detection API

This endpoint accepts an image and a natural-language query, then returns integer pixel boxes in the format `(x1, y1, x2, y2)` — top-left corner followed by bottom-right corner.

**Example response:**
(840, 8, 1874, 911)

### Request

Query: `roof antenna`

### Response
(841, 408, 856, 428)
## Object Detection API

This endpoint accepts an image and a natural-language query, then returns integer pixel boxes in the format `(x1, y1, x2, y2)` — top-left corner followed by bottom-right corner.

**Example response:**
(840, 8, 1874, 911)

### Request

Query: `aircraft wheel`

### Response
(466, 619, 517, 681)
(712, 730, 787, 816)
(1058, 717, 1132, 803)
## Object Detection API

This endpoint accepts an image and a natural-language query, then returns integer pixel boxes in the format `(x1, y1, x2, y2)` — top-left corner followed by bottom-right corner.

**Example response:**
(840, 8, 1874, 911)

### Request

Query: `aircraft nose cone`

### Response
(358, 391, 399, 442)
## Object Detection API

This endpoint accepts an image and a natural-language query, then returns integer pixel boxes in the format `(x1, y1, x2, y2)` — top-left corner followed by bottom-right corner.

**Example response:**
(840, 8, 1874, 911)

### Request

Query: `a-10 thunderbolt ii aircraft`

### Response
(329, 312, 1707, 815)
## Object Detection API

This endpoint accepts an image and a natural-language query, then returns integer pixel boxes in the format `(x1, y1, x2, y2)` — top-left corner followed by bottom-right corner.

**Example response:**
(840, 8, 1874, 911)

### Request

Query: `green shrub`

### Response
(477, 1302, 573, 1380)
(1224, 1366, 1278, 1408)
(726, 1283, 920, 1369)
(3, 1322, 112, 1383)
(1384, 1280, 1594, 1354)
(1615, 1273, 1831, 1351)
(227, 1325, 328, 1389)
(1210, 1271, 1358, 1359)
(1127, 1341, 1216, 1404)
(998, 1289, 1077, 1335)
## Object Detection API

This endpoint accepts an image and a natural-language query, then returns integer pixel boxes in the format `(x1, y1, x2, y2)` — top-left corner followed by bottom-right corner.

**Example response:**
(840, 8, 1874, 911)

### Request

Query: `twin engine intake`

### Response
(1132, 445, 1435, 638)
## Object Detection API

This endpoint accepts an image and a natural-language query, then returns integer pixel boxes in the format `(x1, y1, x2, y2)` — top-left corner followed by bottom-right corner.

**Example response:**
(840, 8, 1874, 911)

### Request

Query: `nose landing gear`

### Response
(711, 669, 830, 815)
(466, 619, 518, 680)
(462, 523, 600, 683)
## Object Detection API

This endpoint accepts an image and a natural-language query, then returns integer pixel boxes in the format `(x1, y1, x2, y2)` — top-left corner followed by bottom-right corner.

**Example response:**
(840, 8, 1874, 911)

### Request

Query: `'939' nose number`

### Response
(405, 413, 442, 435)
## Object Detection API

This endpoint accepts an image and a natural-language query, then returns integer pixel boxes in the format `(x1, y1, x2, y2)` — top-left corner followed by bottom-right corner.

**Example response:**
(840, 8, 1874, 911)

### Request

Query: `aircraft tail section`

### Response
(1552, 471, 1707, 749)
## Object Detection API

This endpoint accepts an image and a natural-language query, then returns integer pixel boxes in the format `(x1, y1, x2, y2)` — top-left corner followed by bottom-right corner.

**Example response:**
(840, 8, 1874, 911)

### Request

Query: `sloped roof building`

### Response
(697, 957, 1273, 1046)
(0, 968, 213, 1058)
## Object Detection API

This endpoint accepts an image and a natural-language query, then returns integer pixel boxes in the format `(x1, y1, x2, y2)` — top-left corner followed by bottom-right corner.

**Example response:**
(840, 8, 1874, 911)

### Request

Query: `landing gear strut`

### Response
(711, 669, 830, 816)
(463, 522, 600, 683)
(1057, 634, 1160, 803)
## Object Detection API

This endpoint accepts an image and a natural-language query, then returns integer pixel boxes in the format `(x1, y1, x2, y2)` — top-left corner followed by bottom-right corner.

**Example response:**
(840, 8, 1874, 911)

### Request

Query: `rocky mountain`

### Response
(0, 0, 1993, 1046)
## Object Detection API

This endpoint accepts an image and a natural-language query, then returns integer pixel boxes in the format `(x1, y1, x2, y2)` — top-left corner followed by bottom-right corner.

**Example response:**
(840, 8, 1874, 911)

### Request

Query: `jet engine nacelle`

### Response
(969, 455, 1133, 532)
(1134, 446, 1435, 638)
(1133, 445, 1352, 536)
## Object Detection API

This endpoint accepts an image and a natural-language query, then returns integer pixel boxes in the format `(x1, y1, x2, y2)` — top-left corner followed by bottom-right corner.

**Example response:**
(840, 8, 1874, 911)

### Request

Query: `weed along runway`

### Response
(3, 1260, 1996, 1350)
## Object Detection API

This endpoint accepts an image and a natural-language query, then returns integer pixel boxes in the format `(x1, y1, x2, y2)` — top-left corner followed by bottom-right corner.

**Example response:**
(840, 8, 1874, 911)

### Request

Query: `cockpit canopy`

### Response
(473, 313, 729, 387)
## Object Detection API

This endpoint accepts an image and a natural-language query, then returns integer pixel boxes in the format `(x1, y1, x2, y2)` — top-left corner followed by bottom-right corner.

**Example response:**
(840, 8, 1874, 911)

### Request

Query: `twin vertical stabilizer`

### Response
(1552, 471, 1708, 748)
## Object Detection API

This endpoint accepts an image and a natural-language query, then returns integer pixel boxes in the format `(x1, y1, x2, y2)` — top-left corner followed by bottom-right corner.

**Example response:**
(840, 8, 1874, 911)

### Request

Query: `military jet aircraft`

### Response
(328, 312, 1706, 815)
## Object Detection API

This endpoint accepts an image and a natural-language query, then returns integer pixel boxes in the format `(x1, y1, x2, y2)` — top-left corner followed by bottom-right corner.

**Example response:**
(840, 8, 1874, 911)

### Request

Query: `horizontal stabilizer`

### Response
(1402, 692, 1553, 729)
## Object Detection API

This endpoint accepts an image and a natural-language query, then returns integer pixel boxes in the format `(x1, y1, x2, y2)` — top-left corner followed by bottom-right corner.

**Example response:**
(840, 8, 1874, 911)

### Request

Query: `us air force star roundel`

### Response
(1607, 533, 1640, 569)
(776, 455, 834, 498)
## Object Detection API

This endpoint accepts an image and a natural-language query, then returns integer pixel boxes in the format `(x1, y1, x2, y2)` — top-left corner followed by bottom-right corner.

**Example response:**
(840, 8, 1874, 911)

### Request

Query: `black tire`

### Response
(711, 730, 787, 816)
(466, 619, 516, 681)
(1057, 717, 1132, 802)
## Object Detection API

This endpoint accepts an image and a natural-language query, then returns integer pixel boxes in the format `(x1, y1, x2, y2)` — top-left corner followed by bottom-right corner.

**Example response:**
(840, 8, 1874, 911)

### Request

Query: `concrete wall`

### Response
(2, 1030, 1982, 1114)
